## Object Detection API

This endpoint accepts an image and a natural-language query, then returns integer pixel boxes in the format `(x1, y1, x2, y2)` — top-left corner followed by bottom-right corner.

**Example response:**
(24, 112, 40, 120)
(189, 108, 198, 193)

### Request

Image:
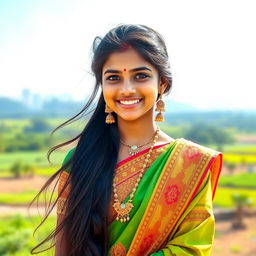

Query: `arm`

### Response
(55, 214, 69, 256)
(151, 172, 215, 256)
(55, 171, 71, 256)
(55, 148, 74, 256)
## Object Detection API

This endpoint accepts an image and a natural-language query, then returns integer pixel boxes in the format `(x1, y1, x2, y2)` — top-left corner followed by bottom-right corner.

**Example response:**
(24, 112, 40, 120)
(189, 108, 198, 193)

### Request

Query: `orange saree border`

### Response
(127, 138, 222, 256)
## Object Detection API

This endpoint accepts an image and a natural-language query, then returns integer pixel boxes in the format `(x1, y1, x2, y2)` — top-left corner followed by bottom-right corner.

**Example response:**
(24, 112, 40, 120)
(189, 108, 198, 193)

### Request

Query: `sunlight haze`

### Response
(0, 0, 255, 110)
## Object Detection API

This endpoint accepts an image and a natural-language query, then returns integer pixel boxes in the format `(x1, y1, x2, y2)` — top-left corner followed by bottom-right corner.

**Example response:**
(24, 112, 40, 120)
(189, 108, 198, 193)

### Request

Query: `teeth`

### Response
(119, 99, 140, 105)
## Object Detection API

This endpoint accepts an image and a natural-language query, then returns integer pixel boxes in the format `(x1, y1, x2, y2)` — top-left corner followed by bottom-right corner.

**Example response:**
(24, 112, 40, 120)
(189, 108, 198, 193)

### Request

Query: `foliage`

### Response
(24, 118, 52, 133)
(231, 193, 253, 206)
(218, 173, 256, 188)
(9, 161, 36, 178)
(4, 133, 52, 152)
(0, 190, 57, 205)
(166, 111, 256, 133)
(0, 215, 55, 256)
(0, 150, 65, 171)
(184, 123, 235, 147)
(10, 161, 23, 178)
(0, 118, 79, 153)
(213, 187, 256, 207)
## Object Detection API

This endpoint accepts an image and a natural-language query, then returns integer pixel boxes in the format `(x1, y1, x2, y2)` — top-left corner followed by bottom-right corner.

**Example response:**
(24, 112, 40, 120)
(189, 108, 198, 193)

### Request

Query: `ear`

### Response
(158, 77, 168, 95)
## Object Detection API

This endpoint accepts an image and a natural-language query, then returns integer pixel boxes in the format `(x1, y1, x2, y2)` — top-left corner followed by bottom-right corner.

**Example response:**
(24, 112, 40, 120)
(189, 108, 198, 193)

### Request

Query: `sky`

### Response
(0, 0, 256, 110)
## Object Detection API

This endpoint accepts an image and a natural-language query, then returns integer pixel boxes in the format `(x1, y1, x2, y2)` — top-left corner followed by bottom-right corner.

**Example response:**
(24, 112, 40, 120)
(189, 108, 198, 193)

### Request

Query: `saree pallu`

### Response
(57, 138, 222, 256)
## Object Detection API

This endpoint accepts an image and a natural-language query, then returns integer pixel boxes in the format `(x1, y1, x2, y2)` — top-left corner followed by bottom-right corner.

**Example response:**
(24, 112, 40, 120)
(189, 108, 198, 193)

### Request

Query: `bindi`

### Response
(123, 68, 127, 72)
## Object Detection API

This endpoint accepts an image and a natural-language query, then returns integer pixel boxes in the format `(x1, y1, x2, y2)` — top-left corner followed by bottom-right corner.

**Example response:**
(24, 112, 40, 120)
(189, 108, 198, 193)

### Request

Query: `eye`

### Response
(135, 73, 150, 80)
(106, 75, 120, 81)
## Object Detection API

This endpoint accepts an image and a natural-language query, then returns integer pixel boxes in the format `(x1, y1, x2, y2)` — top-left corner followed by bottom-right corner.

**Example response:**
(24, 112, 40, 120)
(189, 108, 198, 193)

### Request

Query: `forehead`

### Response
(102, 48, 156, 72)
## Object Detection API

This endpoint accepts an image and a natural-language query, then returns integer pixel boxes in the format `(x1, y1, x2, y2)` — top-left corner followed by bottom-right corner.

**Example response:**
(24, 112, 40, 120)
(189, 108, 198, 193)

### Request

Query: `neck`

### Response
(117, 112, 157, 145)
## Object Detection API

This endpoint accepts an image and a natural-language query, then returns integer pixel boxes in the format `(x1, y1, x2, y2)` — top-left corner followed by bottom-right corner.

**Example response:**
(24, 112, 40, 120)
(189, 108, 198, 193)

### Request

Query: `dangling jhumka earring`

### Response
(155, 93, 165, 122)
(105, 104, 115, 124)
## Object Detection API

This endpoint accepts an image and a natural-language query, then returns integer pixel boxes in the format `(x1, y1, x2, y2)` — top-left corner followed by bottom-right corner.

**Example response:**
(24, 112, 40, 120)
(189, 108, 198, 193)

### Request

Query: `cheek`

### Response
(142, 85, 159, 102)
(102, 86, 117, 105)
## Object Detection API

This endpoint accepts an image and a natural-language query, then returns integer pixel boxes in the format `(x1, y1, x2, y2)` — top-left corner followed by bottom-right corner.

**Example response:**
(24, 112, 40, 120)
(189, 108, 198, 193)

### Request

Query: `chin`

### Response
(117, 115, 142, 122)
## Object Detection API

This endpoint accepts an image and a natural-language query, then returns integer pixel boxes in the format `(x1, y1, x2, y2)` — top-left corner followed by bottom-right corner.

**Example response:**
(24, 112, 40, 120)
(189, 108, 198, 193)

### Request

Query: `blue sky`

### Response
(0, 0, 255, 110)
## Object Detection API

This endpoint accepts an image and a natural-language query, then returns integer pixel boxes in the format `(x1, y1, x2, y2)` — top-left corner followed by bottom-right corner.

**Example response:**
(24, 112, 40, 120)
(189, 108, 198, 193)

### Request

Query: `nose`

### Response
(120, 80, 136, 96)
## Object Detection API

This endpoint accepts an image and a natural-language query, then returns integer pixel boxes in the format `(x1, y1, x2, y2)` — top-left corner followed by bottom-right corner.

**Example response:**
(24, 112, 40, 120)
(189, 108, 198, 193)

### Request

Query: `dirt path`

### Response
(0, 176, 50, 193)
(0, 204, 56, 216)
(213, 215, 256, 256)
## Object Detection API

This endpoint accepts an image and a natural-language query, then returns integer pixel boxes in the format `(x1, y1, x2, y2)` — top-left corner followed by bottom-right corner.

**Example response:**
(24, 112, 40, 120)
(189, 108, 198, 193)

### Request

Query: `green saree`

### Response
(57, 138, 222, 256)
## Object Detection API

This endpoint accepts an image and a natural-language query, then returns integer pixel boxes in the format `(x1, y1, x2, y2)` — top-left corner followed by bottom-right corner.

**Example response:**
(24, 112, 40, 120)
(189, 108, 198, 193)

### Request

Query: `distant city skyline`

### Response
(0, 0, 256, 111)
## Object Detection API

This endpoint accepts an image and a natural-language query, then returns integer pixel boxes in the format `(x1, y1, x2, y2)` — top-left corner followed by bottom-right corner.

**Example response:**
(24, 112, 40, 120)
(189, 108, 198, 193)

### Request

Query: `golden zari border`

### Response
(56, 171, 70, 215)
(127, 138, 221, 255)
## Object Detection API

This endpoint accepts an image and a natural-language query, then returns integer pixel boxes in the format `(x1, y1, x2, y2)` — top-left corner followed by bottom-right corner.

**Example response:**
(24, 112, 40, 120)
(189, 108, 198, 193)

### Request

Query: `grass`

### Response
(0, 166, 59, 178)
(223, 144, 256, 154)
(0, 214, 56, 256)
(218, 173, 256, 188)
(0, 150, 66, 171)
(0, 191, 57, 205)
(36, 166, 60, 176)
(213, 187, 256, 207)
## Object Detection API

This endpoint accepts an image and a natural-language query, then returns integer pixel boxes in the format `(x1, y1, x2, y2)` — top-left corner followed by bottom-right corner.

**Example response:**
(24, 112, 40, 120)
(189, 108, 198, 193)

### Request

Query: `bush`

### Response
(10, 161, 23, 178)
(0, 215, 31, 255)
(10, 161, 36, 178)
(0, 215, 56, 256)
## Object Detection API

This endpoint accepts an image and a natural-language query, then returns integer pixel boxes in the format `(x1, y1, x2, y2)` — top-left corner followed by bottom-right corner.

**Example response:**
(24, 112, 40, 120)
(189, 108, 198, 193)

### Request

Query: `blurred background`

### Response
(0, 0, 255, 255)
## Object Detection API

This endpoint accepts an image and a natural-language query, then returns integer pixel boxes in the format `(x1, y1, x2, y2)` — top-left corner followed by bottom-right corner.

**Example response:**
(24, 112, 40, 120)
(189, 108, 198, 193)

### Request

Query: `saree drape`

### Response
(57, 138, 222, 256)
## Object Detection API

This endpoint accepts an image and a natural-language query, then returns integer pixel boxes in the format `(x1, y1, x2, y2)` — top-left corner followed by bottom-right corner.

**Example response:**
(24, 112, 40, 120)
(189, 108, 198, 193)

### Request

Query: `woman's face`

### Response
(102, 47, 166, 122)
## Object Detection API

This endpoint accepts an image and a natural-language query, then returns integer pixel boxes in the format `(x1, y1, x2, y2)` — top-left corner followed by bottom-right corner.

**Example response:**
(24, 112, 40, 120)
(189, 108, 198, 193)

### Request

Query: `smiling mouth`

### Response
(119, 99, 140, 105)
(116, 98, 143, 107)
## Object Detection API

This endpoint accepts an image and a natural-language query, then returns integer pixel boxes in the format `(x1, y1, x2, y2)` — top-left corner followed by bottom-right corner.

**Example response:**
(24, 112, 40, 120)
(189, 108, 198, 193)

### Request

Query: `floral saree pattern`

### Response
(57, 138, 222, 256)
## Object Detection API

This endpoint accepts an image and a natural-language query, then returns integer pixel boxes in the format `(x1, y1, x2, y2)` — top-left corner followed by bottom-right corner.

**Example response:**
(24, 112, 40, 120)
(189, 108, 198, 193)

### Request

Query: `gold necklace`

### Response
(113, 128, 159, 223)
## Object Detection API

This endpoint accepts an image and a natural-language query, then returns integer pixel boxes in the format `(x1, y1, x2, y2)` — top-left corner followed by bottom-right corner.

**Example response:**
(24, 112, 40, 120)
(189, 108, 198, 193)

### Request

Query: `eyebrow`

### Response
(103, 66, 152, 75)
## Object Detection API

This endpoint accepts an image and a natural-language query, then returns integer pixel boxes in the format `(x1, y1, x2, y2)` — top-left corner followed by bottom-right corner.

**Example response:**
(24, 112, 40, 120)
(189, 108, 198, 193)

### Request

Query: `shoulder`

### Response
(177, 138, 223, 198)
(177, 138, 221, 157)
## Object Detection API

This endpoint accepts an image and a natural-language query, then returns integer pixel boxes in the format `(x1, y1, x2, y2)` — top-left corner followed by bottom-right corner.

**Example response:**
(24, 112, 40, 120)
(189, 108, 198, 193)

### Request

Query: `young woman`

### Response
(32, 24, 222, 256)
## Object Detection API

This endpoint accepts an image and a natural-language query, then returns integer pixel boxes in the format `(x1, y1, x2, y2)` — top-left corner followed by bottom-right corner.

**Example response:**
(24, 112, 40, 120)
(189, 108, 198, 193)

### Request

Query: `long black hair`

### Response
(31, 24, 172, 255)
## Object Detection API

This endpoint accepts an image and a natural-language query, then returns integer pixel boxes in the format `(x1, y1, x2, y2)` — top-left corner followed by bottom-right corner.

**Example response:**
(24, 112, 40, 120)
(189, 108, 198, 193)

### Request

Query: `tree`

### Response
(185, 123, 235, 148)
(10, 161, 23, 178)
(231, 193, 252, 229)
(24, 118, 51, 133)
(9, 161, 36, 178)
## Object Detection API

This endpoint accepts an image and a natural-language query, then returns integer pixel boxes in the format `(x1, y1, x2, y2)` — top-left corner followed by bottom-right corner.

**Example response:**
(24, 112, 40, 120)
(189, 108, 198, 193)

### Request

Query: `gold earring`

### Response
(155, 94, 165, 122)
(105, 104, 115, 124)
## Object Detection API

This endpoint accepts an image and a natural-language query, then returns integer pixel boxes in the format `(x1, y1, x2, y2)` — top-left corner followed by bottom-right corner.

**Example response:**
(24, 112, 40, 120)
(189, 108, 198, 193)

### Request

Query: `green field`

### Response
(218, 172, 256, 188)
(223, 144, 256, 154)
(224, 153, 256, 164)
(214, 187, 256, 207)
(0, 215, 55, 256)
(0, 190, 57, 205)
(0, 151, 66, 171)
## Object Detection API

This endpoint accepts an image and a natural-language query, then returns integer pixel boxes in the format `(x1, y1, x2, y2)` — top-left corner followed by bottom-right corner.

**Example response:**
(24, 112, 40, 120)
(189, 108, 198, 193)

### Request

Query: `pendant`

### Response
(113, 201, 134, 222)
(129, 145, 139, 155)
